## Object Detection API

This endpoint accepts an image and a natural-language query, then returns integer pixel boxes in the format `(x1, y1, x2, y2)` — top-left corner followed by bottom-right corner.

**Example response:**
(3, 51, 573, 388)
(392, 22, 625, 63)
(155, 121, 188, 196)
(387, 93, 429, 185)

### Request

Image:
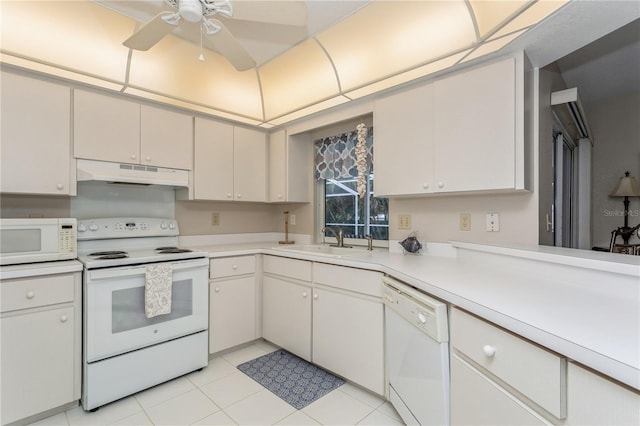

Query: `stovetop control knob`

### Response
(169, 222, 176, 230)
(78, 223, 87, 232)
(160, 222, 168, 230)
(89, 222, 99, 232)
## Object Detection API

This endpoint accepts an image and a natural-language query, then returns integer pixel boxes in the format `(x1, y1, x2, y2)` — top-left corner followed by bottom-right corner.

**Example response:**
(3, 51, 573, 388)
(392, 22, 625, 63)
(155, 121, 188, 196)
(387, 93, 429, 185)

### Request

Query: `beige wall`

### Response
(0, 194, 71, 218)
(389, 192, 538, 244)
(590, 92, 640, 247)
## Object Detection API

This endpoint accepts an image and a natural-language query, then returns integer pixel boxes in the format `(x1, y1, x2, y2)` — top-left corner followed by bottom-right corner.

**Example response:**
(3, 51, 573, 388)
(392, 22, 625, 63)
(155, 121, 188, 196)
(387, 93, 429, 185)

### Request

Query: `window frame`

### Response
(315, 176, 389, 249)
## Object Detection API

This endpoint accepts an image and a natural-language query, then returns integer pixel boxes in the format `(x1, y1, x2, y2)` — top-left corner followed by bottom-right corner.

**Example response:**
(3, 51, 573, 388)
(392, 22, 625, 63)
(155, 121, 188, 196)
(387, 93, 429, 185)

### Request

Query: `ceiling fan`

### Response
(123, 0, 307, 71)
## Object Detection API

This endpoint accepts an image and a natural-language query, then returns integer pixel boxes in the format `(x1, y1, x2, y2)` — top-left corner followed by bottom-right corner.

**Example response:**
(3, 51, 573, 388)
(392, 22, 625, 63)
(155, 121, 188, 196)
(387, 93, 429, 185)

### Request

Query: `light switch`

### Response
(460, 213, 471, 231)
(398, 214, 412, 230)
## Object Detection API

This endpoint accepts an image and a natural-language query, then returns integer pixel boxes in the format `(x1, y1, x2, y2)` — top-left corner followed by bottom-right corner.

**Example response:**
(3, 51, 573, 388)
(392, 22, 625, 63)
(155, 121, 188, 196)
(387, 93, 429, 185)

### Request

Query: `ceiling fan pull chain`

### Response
(199, 25, 205, 62)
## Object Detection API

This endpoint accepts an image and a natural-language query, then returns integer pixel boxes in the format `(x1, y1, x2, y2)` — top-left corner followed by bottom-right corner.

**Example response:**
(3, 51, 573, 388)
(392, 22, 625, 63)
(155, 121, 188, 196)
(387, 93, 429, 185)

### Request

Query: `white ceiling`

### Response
(555, 18, 640, 109)
(2, 1, 639, 127)
(94, 0, 371, 66)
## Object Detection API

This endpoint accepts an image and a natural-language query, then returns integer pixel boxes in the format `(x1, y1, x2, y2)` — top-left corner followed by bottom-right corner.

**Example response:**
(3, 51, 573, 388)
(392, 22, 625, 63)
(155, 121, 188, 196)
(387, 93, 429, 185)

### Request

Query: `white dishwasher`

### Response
(383, 276, 450, 425)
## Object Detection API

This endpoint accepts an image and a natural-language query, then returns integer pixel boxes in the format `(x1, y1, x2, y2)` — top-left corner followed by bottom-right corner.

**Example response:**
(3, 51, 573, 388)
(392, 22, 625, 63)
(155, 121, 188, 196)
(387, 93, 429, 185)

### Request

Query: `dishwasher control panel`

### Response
(383, 277, 449, 342)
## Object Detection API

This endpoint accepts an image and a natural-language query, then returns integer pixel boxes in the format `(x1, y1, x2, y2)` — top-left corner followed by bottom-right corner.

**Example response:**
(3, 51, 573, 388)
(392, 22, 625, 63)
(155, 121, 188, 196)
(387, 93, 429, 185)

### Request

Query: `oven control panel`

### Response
(77, 218, 179, 240)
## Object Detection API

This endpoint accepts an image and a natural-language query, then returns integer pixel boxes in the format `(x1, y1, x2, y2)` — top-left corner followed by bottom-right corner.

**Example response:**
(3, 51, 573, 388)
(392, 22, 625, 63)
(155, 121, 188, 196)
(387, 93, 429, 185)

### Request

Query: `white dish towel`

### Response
(145, 264, 172, 318)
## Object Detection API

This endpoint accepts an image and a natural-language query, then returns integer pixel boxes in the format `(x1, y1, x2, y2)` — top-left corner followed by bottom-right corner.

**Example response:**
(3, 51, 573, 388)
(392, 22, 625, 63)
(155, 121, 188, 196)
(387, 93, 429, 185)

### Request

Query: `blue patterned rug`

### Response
(237, 349, 345, 409)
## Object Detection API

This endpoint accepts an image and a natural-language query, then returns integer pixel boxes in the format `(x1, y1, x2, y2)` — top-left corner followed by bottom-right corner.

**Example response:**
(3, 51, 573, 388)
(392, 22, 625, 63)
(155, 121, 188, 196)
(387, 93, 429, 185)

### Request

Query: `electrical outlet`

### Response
(289, 214, 296, 225)
(398, 214, 412, 230)
(460, 213, 471, 231)
(211, 212, 220, 226)
(486, 213, 500, 232)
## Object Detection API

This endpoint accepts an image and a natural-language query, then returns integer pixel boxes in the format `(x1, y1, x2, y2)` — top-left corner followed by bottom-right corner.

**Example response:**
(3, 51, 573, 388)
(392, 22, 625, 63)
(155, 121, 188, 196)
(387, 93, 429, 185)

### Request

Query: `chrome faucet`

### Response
(322, 226, 344, 247)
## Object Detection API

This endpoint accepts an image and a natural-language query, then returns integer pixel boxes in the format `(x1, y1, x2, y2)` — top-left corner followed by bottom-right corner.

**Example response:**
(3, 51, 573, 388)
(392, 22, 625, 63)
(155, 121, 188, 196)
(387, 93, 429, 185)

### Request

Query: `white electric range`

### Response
(77, 217, 209, 411)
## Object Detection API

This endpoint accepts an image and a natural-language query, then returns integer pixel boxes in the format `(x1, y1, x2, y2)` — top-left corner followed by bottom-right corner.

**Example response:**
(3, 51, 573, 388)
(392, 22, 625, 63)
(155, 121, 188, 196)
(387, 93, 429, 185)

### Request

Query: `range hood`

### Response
(77, 159, 189, 187)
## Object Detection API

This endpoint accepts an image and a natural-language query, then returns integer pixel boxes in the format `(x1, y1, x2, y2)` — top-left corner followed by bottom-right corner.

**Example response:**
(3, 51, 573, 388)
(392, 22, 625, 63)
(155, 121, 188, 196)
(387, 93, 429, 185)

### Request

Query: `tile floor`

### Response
(29, 341, 404, 426)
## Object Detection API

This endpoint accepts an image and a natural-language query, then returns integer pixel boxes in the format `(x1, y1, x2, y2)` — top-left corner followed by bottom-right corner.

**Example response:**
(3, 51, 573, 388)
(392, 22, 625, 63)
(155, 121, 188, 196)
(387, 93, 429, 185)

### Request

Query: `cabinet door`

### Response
(566, 363, 640, 425)
(312, 287, 384, 395)
(269, 130, 287, 202)
(262, 275, 311, 361)
(234, 126, 267, 202)
(140, 105, 193, 170)
(1, 72, 73, 195)
(373, 83, 435, 196)
(433, 57, 516, 192)
(193, 117, 234, 200)
(1, 307, 75, 425)
(209, 276, 256, 354)
(451, 354, 551, 426)
(74, 89, 140, 164)
(269, 130, 311, 203)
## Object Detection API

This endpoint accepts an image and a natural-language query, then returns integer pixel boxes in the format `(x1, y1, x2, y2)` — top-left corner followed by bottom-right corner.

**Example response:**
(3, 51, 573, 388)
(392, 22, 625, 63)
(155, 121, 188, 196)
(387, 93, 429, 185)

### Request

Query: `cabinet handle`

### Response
(227, 193, 232, 198)
(482, 345, 496, 357)
(56, 183, 64, 190)
(313, 293, 318, 300)
(145, 156, 151, 162)
(214, 287, 220, 293)
(232, 265, 238, 270)
(437, 181, 444, 189)
(237, 193, 242, 199)
(423, 183, 429, 189)
(278, 194, 283, 199)
(302, 292, 308, 298)
(26, 290, 35, 299)
(60, 315, 68, 323)
(130, 154, 137, 160)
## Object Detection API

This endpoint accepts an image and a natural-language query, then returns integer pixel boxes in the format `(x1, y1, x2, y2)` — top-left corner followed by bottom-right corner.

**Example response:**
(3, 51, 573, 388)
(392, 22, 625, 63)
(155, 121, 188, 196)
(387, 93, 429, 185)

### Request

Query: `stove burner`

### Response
(95, 254, 129, 260)
(88, 250, 129, 260)
(156, 248, 193, 254)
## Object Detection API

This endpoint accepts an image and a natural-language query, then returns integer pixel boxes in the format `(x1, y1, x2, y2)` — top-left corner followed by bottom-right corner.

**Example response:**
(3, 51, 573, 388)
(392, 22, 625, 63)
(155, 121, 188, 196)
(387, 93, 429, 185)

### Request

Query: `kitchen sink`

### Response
(271, 244, 369, 258)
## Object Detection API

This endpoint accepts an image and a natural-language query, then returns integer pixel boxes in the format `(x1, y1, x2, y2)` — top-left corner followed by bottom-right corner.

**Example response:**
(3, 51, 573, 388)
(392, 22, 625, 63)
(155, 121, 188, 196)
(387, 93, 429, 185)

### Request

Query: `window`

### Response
(315, 126, 389, 243)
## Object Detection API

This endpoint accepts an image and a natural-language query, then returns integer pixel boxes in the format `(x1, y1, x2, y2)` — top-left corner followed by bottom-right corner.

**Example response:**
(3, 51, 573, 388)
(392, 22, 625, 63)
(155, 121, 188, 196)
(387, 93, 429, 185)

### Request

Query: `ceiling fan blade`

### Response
(206, 19, 256, 71)
(123, 13, 178, 51)
(230, 1, 307, 27)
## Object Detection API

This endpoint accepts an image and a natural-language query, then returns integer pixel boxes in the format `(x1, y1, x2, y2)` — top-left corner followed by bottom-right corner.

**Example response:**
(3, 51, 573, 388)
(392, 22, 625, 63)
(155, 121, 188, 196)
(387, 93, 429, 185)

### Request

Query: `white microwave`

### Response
(0, 218, 77, 266)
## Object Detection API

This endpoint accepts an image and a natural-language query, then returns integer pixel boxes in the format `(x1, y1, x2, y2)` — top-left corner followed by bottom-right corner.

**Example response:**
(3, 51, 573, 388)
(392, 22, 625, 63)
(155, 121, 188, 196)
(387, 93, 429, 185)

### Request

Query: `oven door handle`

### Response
(88, 258, 208, 281)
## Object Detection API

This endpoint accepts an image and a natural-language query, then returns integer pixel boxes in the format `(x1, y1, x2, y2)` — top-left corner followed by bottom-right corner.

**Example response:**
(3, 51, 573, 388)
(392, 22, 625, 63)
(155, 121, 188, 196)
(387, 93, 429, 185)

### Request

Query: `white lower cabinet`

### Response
(450, 307, 566, 425)
(209, 256, 258, 354)
(1, 271, 81, 425)
(262, 256, 313, 360)
(312, 286, 384, 395)
(261, 256, 384, 395)
(451, 353, 551, 425)
(566, 363, 640, 425)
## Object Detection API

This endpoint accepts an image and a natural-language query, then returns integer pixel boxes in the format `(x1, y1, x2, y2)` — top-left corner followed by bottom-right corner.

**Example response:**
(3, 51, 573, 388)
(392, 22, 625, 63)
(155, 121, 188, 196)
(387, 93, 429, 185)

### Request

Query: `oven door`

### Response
(84, 257, 209, 363)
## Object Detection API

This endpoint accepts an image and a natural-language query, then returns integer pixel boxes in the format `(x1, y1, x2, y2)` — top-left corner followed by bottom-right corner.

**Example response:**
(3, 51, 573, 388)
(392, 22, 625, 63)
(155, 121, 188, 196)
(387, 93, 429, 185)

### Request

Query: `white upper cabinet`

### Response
(374, 83, 435, 196)
(234, 126, 267, 202)
(74, 89, 140, 164)
(74, 90, 193, 170)
(433, 57, 518, 193)
(269, 130, 311, 203)
(374, 54, 531, 197)
(192, 117, 267, 202)
(140, 104, 193, 170)
(1, 72, 74, 195)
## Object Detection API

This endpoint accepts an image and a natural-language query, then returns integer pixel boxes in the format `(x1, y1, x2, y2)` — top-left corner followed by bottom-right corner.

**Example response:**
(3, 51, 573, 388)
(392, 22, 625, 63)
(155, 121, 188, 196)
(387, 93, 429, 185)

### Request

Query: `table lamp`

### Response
(609, 171, 640, 245)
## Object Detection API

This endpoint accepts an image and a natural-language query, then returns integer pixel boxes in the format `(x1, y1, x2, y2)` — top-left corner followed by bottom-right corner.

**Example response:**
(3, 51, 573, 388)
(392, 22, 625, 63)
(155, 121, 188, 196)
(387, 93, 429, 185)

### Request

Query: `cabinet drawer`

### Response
(263, 255, 311, 282)
(210, 256, 256, 279)
(1, 274, 75, 313)
(451, 308, 566, 418)
(313, 263, 382, 297)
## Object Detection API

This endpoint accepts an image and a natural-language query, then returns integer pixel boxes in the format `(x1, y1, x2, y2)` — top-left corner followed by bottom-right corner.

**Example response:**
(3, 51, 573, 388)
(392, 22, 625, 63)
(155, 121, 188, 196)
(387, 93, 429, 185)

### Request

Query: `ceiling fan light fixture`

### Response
(202, 19, 221, 35)
(179, 0, 203, 23)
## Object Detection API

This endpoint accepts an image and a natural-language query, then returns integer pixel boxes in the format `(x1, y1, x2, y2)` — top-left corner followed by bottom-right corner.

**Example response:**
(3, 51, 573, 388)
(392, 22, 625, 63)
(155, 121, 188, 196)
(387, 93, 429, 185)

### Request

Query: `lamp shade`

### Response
(609, 172, 640, 197)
